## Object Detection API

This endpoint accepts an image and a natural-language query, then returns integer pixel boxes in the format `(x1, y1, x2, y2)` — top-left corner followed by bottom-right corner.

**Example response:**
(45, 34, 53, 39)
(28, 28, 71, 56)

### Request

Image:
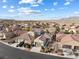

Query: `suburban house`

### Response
(0, 32, 6, 40)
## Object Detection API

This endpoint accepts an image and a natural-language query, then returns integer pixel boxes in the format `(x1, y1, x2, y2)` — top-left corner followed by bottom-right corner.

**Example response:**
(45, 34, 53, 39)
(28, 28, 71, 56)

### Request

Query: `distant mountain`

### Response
(0, 19, 14, 21)
(0, 16, 79, 22)
(53, 16, 79, 25)
(60, 16, 79, 20)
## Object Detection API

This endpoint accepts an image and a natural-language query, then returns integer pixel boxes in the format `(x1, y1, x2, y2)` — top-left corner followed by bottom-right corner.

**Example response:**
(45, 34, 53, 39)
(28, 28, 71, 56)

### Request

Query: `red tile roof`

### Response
(59, 34, 79, 46)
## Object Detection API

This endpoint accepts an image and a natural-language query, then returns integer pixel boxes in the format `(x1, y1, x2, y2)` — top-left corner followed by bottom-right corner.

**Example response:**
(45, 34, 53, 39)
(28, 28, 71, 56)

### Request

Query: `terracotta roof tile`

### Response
(60, 34, 79, 46)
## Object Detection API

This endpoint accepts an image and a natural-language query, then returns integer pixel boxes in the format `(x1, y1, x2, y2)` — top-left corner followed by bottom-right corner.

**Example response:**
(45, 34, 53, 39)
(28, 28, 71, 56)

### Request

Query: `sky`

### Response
(0, 0, 79, 20)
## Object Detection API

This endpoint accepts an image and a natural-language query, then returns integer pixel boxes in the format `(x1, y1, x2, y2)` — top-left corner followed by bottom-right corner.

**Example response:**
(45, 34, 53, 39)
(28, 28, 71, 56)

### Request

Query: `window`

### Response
(62, 45, 72, 49)
(74, 46, 79, 50)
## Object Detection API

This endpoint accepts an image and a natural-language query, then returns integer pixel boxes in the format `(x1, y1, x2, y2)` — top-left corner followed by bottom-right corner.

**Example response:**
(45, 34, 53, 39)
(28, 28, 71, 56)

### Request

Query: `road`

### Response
(0, 42, 73, 59)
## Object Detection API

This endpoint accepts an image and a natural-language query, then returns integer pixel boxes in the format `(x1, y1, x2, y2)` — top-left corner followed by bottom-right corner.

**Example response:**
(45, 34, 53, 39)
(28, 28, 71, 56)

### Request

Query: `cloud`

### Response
(19, 0, 43, 7)
(74, 11, 79, 15)
(8, 9, 15, 12)
(53, 2, 58, 6)
(2, 5, 7, 8)
(64, 0, 74, 6)
(2, 0, 6, 2)
(44, 8, 55, 11)
(64, 2, 70, 5)
(19, 0, 43, 4)
(19, 0, 33, 4)
(17, 7, 41, 14)
(10, 6, 14, 8)
(32, 4, 39, 7)
(72, 11, 79, 16)
(45, 9, 48, 11)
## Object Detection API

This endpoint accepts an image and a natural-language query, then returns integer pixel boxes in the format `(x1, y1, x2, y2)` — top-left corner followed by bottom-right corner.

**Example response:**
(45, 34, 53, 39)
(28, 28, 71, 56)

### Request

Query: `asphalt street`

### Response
(0, 42, 73, 59)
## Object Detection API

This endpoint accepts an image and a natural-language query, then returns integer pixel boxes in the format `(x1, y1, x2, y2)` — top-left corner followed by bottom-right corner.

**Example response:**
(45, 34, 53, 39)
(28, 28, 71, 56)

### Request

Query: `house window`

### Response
(74, 46, 79, 50)
(62, 45, 72, 49)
